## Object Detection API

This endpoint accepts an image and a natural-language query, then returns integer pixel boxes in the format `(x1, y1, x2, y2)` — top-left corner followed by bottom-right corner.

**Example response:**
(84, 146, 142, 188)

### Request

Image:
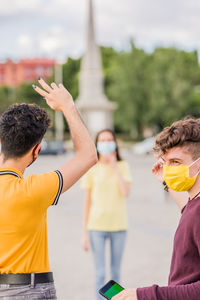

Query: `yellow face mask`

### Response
(163, 158, 200, 192)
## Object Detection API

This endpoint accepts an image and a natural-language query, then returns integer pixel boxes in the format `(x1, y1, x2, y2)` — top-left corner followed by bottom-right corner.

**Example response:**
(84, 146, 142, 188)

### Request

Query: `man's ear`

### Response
(31, 142, 42, 159)
(34, 142, 42, 157)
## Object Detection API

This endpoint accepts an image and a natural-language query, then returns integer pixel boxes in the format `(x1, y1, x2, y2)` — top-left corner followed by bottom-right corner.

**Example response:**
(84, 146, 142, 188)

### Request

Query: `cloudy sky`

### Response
(0, 0, 200, 61)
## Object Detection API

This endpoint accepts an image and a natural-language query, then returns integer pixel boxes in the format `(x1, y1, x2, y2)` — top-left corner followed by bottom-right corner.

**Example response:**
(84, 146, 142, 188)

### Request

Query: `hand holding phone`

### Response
(99, 280, 124, 299)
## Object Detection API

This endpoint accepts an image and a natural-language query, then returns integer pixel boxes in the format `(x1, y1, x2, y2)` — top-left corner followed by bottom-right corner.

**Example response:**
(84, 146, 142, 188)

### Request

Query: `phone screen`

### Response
(99, 280, 124, 299)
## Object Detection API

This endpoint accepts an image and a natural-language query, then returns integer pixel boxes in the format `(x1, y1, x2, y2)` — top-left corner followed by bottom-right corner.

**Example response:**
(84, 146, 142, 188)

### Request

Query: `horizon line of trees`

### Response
(0, 43, 200, 140)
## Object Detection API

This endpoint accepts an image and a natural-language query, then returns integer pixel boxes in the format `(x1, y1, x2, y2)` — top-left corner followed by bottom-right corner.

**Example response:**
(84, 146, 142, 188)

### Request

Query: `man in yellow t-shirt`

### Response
(0, 78, 97, 299)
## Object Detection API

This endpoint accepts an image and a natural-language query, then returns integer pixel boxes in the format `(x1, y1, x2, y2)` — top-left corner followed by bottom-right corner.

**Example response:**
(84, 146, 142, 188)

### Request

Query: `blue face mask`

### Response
(97, 141, 117, 155)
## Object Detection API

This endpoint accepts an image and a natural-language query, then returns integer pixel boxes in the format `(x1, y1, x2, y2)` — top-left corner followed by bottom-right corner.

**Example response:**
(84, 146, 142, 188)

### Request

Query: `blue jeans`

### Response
(89, 230, 127, 300)
(0, 282, 57, 299)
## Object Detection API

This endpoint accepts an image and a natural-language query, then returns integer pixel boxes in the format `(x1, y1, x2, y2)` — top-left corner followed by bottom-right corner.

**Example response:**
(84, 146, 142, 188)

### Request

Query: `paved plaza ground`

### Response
(27, 150, 181, 300)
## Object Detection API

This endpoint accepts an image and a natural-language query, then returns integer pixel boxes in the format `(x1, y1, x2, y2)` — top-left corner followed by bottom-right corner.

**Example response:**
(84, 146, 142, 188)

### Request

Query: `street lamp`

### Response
(54, 58, 66, 142)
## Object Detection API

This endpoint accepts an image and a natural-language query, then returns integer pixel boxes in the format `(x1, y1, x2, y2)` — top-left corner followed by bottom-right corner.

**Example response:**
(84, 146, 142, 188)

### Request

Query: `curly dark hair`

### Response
(95, 129, 122, 161)
(154, 118, 200, 159)
(0, 103, 51, 160)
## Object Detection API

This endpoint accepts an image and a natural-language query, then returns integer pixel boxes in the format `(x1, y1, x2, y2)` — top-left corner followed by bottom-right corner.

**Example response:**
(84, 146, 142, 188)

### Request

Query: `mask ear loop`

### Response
(188, 157, 200, 177)
(188, 157, 200, 168)
(195, 170, 200, 177)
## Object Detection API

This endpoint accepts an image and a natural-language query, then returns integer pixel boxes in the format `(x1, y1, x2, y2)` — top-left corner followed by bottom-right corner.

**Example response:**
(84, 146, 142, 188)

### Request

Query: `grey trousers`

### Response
(0, 282, 57, 299)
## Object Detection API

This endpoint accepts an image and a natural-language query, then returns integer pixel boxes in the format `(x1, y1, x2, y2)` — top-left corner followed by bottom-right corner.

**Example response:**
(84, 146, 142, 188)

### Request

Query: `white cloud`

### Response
(18, 34, 33, 47)
(0, 0, 200, 59)
(36, 24, 84, 59)
(38, 26, 69, 58)
(0, 0, 42, 15)
(16, 34, 35, 58)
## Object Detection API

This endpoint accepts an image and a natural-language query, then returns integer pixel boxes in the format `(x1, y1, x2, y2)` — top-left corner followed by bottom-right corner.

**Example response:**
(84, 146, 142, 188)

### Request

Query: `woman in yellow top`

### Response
(81, 129, 132, 300)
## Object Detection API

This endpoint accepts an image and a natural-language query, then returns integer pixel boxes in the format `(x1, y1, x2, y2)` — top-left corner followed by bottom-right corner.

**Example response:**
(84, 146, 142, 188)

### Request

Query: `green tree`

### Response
(146, 48, 200, 129)
(0, 86, 16, 113)
(62, 57, 80, 100)
(103, 45, 200, 137)
(1, 46, 200, 139)
(16, 83, 43, 106)
(104, 44, 151, 138)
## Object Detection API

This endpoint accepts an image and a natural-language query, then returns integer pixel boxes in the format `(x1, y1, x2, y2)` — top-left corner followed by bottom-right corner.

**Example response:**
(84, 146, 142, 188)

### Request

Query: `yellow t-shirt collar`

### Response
(0, 168, 23, 178)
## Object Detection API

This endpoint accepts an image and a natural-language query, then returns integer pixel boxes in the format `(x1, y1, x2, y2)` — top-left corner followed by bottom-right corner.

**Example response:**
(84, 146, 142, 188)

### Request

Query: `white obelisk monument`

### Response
(76, 0, 116, 137)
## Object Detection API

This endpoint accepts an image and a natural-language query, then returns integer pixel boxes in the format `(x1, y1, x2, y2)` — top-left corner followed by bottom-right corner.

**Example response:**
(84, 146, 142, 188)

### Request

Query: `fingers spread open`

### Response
(51, 82, 58, 89)
(58, 83, 65, 89)
(38, 78, 52, 92)
(33, 85, 49, 98)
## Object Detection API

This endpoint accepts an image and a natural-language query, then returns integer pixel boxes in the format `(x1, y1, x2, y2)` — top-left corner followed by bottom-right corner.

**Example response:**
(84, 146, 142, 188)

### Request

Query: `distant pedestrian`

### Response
(81, 129, 132, 300)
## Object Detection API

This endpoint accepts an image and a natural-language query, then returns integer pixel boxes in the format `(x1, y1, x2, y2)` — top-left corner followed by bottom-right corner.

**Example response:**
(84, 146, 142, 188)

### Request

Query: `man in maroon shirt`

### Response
(113, 118, 200, 300)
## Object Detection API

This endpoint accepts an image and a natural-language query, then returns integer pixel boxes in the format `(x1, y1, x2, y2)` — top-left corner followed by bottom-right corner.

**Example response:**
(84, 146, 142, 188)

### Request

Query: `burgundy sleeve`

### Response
(194, 206, 200, 256)
(137, 281, 200, 300)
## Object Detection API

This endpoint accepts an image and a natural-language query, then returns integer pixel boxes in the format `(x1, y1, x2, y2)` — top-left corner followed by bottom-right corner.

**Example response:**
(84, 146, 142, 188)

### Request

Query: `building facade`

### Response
(0, 58, 55, 87)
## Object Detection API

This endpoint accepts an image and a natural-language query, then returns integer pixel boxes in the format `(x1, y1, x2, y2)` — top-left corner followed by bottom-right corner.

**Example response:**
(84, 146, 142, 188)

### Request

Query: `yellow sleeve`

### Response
(119, 161, 132, 183)
(80, 169, 93, 190)
(24, 171, 63, 210)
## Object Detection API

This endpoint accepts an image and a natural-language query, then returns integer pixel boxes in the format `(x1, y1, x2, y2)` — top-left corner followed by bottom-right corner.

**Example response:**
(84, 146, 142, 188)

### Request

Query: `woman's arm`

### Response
(106, 154, 131, 198)
(82, 189, 91, 251)
(112, 164, 131, 198)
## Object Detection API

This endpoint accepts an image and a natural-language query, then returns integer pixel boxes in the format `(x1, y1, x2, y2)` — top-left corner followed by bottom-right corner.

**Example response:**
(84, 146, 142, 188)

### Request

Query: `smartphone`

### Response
(99, 280, 124, 299)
